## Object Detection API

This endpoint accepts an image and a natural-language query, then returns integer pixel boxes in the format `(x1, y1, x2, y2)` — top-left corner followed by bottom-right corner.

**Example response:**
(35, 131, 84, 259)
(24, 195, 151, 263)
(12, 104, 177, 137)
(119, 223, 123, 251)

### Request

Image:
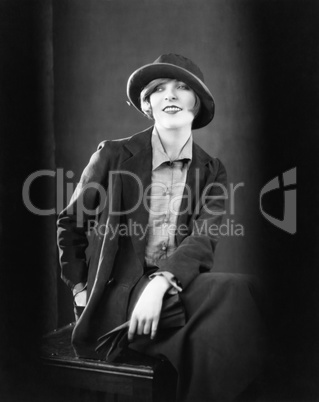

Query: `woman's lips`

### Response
(163, 106, 182, 114)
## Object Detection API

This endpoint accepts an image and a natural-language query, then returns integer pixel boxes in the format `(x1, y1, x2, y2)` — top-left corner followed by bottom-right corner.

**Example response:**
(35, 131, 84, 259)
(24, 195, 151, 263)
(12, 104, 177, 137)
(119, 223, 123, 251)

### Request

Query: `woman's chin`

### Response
(156, 116, 194, 131)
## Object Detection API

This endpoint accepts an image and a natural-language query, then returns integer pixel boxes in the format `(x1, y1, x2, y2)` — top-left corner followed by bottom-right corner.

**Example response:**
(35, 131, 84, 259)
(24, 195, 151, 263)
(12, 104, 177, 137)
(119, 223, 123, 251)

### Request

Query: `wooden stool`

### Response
(41, 323, 177, 402)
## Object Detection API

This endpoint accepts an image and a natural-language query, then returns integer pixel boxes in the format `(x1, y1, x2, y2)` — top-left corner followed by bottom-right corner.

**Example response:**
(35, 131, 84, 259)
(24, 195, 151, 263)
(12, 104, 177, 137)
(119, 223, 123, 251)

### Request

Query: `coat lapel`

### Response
(120, 127, 153, 267)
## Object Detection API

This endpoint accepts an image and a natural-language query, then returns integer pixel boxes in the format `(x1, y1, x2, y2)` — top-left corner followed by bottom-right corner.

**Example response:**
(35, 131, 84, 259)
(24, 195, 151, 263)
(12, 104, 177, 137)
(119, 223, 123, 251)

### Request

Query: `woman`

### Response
(57, 54, 266, 401)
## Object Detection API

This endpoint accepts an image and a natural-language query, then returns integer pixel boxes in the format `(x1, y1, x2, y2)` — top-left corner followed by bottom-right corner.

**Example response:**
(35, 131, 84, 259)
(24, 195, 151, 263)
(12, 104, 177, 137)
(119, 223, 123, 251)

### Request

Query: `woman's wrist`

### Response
(72, 282, 87, 297)
(73, 282, 87, 306)
(150, 275, 171, 294)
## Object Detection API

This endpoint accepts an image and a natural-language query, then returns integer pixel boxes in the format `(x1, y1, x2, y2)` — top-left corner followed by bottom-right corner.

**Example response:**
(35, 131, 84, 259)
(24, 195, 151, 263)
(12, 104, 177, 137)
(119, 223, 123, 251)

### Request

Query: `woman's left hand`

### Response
(128, 275, 170, 341)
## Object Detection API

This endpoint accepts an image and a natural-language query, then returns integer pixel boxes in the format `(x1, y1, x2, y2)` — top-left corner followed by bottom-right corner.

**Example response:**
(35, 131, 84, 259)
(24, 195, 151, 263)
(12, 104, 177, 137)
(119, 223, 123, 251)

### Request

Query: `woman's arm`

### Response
(155, 158, 227, 290)
(128, 158, 227, 340)
(57, 141, 111, 290)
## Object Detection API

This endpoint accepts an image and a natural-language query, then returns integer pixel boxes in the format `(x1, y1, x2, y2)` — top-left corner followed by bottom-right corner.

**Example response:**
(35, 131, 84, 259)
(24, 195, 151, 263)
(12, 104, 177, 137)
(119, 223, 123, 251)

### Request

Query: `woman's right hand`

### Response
(128, 275, 170, 341)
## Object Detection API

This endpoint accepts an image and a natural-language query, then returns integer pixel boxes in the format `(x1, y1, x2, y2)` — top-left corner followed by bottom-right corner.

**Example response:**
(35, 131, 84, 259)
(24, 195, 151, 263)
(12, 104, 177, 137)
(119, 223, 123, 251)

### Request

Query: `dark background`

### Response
(0, 0, 318, 401)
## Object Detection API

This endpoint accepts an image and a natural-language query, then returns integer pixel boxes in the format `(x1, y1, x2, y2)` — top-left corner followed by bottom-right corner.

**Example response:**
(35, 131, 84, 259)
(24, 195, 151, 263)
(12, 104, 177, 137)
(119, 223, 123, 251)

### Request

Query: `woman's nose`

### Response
(164, 88, 177, 101)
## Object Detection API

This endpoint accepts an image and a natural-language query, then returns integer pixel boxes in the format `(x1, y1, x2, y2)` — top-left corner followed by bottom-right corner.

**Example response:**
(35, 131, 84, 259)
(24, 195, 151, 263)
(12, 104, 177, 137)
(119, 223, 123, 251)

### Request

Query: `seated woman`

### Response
(57, 53, 266, 402)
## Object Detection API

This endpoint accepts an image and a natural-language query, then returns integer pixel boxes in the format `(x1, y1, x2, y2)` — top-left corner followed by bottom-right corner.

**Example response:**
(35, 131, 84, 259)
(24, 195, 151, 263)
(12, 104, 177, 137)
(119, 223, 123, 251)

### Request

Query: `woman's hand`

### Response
(128, 275, 170, 341)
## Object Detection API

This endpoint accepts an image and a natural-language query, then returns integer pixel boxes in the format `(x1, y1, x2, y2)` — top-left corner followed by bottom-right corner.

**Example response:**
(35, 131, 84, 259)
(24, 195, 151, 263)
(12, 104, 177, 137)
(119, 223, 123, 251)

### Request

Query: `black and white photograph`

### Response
(0, 1, 318, 401)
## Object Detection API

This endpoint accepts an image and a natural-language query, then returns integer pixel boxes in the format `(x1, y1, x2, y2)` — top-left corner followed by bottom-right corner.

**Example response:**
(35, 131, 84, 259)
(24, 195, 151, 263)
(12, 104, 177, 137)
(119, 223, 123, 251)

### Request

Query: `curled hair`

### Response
(140, 78, 201, 120)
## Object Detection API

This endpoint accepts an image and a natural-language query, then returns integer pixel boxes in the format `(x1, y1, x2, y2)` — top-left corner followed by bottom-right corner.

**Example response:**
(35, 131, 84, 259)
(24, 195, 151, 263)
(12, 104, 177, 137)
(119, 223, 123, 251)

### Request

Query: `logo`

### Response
(259, 168, 296, 234)
(22, 167, 297, 235)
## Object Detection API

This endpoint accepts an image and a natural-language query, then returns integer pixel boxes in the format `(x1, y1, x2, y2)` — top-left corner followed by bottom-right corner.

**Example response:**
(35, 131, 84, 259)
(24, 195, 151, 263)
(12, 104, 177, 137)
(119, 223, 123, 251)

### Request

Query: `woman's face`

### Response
(149, 79, 197, 130)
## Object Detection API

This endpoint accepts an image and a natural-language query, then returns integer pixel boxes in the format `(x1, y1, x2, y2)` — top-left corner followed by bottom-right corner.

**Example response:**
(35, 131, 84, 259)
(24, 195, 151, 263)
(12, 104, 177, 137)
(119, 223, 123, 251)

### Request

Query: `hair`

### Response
(140, 78, 201, 120)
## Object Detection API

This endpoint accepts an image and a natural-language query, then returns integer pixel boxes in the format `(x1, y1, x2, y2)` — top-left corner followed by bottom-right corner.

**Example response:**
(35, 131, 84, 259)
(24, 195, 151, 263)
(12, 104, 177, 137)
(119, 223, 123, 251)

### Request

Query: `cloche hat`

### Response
(127, 53, 215, 129)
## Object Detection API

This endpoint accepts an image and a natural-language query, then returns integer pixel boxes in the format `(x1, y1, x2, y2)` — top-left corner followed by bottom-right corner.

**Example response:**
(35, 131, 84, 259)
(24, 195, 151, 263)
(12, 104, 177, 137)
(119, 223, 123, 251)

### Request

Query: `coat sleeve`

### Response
(155, 158, 227, 290)
(56, 141, 111, 289)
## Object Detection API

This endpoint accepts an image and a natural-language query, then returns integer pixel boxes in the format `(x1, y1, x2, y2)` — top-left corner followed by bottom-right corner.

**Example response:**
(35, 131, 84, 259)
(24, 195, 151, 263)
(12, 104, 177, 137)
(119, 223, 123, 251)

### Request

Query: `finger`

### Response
(143, 320, 152, 336)
(137, 319, 145, 336)
(150, 319, 159, 340)
(128, 317, 137, 341)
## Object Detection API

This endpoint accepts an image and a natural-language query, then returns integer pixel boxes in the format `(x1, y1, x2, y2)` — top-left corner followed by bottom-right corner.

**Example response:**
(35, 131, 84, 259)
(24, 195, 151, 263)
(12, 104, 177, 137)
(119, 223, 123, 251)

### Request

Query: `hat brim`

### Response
(127, 63, 215, 129)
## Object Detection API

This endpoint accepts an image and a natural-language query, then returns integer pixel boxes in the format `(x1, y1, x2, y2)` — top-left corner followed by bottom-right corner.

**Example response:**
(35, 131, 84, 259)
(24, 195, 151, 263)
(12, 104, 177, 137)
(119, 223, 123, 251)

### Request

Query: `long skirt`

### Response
(129, 272, 267, 402)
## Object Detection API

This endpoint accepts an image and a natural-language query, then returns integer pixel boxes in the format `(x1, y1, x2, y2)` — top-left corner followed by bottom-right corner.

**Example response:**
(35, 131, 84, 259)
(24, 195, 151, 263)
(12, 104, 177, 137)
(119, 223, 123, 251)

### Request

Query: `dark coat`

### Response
(57, 126, 227, 348)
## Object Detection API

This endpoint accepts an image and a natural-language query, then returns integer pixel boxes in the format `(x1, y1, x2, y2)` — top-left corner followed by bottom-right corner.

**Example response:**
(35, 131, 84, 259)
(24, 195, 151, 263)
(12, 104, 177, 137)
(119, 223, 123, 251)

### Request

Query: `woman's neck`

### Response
(155, 124, 192, 160)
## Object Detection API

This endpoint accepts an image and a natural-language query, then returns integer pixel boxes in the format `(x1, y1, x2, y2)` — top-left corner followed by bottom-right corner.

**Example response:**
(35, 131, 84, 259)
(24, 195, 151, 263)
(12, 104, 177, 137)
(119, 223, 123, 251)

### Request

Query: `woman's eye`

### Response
(155, 86, 164, 92)
(178, 84, 189, 90)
